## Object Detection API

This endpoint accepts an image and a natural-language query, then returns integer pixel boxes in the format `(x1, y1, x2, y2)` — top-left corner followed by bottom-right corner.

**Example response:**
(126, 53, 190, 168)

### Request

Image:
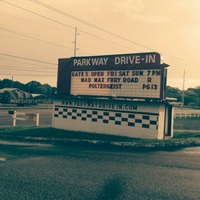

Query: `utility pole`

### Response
(181, 69, 185, 108)
(11, 76, 14, 88)
(73, 27, 79, 57)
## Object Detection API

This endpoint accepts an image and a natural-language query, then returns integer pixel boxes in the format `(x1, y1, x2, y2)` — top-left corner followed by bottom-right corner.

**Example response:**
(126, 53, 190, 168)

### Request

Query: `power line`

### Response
(1, 0, 199, 66)
(79, 30, 138, 52)
(0, 34, 38, 42)
(0, 0, 74, 29)
(0, 58, 56, 69)
(30, 0, 155, 51)
(0, 0, 138, 53)
(0, 27, 73, 50)
(0, 11, 138, 52)
(0, 28, 92, 55)
(30, 0, 200, 66)
(0, 30, 67, 45)
(0, 53, 57, 65)
(164, 54, 200, 66)
(0, 73, 56, 76)
(0, 11, 72, 33)
(0, 66, 56, 73)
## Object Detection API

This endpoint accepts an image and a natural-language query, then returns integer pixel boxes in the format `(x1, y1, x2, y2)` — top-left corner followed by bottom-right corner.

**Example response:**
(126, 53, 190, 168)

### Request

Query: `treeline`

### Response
(0, 79, 56, 98)
(0, 79, 199, 106)
(166, 86, 200, 106)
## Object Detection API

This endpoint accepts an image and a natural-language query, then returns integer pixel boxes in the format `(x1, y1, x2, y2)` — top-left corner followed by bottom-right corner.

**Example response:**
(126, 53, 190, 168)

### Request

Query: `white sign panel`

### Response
(71, 69, 162, 98)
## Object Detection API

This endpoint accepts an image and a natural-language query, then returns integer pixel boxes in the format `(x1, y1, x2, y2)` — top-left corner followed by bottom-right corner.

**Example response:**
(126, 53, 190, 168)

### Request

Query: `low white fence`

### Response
(9, 111, 39, 126)
(174, 109, 200, 119)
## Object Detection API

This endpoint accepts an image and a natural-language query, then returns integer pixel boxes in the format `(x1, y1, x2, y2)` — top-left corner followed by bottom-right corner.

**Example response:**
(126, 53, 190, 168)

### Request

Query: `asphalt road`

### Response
(0, 140, 200, 200)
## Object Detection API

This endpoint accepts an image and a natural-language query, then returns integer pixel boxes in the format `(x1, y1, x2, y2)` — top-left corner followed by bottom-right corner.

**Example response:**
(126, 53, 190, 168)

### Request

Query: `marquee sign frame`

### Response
(57, 52, 169, 100)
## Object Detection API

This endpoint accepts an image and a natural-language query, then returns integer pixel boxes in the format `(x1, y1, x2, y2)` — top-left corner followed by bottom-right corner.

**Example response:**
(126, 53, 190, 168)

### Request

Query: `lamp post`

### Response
(181, 69, 185, 108)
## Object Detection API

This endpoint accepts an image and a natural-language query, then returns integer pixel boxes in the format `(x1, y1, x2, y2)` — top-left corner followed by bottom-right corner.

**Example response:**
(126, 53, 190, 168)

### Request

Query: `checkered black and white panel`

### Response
(54, 106, 158, 130)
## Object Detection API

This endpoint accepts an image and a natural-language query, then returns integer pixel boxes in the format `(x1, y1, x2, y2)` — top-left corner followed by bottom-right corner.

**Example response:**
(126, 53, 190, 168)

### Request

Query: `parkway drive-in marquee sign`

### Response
(57, 52, 169, 100)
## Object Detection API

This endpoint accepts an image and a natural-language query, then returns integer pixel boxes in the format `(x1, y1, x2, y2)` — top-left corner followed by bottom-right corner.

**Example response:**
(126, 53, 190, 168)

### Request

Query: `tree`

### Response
(166, 86, 182, 101)
(187, 87, 200, 106)
(0, 79, 13, 88)
(37, 84, 54, 97)
(184, 90, 196, 105)
(13, 81, 27, 91)
(25, 81, 42, 93)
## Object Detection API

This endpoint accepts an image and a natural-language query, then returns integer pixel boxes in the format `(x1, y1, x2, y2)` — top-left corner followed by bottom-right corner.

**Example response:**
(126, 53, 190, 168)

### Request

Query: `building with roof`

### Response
(1, 88, 53, 106)
(0, 88, 33, 106)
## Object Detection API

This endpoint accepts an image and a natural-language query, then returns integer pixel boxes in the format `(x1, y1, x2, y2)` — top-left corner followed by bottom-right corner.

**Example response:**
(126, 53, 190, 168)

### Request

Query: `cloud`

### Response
(116, 0, 144, 14)
(114, 0, 170, 24)
(131, 14, 170, 24)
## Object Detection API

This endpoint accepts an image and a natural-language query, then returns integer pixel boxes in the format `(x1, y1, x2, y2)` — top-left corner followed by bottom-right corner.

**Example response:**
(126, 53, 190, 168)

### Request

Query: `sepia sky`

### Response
(0, 0, 200, 89)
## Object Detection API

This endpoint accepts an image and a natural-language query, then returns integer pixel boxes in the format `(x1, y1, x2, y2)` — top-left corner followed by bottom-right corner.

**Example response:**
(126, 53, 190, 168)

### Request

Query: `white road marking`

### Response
(0, 157, 6, 161)
(181, 147, 200, 154)
(0, 140, 53, 147)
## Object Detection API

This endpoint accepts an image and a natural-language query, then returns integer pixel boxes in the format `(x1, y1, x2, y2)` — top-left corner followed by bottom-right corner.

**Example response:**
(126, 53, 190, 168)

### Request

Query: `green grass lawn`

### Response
(174, 117, 200, 130)
(0, 118, 199, 149)
(0, 127, 143, 142)
(0, 123, 199, 142)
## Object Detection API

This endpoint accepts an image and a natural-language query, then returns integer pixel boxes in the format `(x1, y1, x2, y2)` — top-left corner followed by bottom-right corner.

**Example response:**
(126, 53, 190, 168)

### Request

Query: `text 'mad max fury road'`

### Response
(57, 52, 169, 100)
